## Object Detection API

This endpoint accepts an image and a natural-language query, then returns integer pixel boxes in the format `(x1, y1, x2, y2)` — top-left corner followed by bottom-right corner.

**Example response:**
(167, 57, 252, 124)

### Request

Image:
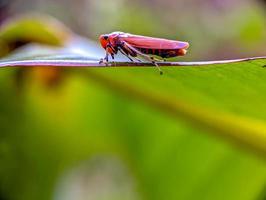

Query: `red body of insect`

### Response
(99, 32, 189, 74)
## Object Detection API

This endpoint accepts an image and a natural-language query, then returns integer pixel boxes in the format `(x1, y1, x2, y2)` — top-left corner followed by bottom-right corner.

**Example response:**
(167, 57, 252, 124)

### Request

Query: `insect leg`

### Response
(150, 56, 164, 62)
(118, 47, 143, 62)
(123, 42, 163, 75)
(130, 55, 142, 62)
(99, 44, 114, 65)
(105, 51, 109, 62)
(124, 43, 162, 62)
(99, 50, 109, 65)
(118, 48, 134, 61)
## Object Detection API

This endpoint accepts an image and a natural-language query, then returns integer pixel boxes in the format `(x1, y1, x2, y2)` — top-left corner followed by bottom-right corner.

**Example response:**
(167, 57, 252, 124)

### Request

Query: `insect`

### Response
(99, 31, 189, 75)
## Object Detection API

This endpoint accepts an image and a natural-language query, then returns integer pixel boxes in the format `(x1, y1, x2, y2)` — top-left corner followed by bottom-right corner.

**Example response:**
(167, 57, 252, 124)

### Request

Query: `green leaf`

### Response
(1, 48, 266, 157)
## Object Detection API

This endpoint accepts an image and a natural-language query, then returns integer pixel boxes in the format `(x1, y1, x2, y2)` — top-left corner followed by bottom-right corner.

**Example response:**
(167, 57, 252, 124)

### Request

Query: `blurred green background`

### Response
(0, 0, 266, 200)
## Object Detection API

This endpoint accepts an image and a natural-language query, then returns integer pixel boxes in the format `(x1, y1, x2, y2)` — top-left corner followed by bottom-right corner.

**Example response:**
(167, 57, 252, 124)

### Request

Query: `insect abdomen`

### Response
(137, 48, 179, 58)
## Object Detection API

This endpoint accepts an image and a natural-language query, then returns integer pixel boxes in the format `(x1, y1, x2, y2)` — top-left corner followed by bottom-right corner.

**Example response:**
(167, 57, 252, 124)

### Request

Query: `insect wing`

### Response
(120, 34, 189, 50)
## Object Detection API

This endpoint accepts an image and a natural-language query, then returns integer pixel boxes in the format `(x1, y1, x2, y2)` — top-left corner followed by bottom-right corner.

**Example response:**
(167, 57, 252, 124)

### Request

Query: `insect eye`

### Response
(103, 35, 108, 40)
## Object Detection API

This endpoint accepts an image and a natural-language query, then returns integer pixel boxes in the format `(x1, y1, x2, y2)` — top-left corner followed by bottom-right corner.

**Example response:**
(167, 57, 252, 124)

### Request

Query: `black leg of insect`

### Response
(118, 47, 142, 62)
(118, 48, 134, 61)
(122, 42, 163, 75)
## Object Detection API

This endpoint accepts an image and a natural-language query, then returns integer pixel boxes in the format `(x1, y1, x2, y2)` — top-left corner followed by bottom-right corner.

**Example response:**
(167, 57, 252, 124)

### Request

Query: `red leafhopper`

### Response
(99, 32, 189, 74)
